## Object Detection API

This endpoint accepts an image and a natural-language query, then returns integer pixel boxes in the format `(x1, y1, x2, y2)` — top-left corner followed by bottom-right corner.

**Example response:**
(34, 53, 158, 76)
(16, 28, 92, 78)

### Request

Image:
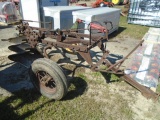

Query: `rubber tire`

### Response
(30, 58, 68, 100)
(42, 58, 69, 90)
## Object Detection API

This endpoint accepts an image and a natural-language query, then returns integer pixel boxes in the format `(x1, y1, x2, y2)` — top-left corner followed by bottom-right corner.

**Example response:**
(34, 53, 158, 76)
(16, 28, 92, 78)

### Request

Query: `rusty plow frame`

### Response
(12, 20, 160, 101)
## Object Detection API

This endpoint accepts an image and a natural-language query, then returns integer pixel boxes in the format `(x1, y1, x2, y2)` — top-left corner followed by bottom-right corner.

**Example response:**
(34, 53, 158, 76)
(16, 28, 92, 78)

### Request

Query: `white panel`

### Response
(136, 57, 150, 81)
(72, 7, 121, 35)
(20, 0, 40, 27)
(43, 6, 90, 29)
(53, 12, 60, 29)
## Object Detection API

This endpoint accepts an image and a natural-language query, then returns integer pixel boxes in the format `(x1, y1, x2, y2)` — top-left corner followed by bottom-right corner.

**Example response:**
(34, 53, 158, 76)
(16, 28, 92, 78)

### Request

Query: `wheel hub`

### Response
(36, 71, 57, 93)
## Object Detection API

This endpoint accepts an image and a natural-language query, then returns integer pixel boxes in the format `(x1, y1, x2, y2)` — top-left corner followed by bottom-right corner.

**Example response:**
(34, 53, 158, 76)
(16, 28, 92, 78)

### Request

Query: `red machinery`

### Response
(75, 0, 114, 8)
(76, 18, 108, 33)
(92, 0, 114, 8)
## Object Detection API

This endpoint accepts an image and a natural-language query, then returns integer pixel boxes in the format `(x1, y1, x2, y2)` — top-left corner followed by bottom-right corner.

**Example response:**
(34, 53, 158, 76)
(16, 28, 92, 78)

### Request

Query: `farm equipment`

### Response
(111, 0, 129, 5)
(92, 0, 114, 8)
(91, 0, 129, 7)
(5, 18, 160, 101)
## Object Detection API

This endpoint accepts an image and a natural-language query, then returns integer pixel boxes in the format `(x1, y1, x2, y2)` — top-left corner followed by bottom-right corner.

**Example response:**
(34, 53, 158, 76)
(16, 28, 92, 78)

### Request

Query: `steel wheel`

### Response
(30, 58, 68, 100)
(36, 71, 57, 94)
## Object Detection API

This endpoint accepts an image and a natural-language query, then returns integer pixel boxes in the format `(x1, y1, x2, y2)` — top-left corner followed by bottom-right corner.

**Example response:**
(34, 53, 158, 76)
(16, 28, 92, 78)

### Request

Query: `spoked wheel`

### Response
(36, 71, 57, 94)
(30, 58, 68, 100)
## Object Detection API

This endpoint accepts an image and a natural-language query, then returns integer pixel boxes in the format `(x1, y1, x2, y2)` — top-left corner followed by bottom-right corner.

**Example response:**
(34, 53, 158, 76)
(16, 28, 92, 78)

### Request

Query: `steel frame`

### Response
(16, 20, 159, 100)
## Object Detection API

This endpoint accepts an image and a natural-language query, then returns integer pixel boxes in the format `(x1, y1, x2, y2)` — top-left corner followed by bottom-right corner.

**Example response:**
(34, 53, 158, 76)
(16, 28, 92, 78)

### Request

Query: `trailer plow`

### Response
(4, 19, 160, 101)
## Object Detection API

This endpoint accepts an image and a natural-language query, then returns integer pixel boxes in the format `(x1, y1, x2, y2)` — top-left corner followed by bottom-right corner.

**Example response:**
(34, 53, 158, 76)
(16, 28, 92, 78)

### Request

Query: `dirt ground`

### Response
(0, 26, 33, 96)
(0, 1, 160, 120)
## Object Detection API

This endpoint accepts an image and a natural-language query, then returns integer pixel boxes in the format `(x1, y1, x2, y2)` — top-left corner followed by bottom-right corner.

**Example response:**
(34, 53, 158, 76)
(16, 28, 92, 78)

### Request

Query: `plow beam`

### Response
(123, 75, 159, 101)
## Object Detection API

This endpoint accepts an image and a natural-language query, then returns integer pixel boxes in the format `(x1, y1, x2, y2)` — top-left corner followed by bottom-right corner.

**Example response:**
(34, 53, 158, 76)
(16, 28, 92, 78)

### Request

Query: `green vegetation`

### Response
(119, 16, 149, 39)
(0, 73, 133, 120)
(156, 84, 160, 93)
(0, 90, 105, 120)
(110, 16, 149, 40)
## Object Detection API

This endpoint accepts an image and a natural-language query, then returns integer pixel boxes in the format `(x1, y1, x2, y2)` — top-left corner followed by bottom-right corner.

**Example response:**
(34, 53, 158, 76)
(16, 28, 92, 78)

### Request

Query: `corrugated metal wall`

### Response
(127, 0, 160, 27)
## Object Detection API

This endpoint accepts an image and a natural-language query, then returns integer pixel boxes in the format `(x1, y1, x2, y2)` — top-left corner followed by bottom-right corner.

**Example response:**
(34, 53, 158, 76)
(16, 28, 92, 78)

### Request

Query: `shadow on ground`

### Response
(0, 49, 88, 119)
(108, 26, 126, 39)
(0, 25, 13, 29)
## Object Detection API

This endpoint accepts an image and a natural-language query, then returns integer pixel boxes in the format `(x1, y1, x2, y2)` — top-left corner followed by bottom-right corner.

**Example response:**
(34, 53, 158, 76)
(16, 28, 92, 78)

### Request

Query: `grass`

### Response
(0, 15, 152, 120)
(109, 17, 149, 41)
(156, 84, 160, 93)
(0, 74, 133, 120)
(117, 16, 149, 39)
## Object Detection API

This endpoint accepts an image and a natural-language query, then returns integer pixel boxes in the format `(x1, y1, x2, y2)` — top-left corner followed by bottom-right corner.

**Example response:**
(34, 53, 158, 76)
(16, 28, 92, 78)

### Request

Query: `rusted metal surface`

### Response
(15, 20, 159, 100)
(122, 75, 159, 100)
(36, 71, 57, 94)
